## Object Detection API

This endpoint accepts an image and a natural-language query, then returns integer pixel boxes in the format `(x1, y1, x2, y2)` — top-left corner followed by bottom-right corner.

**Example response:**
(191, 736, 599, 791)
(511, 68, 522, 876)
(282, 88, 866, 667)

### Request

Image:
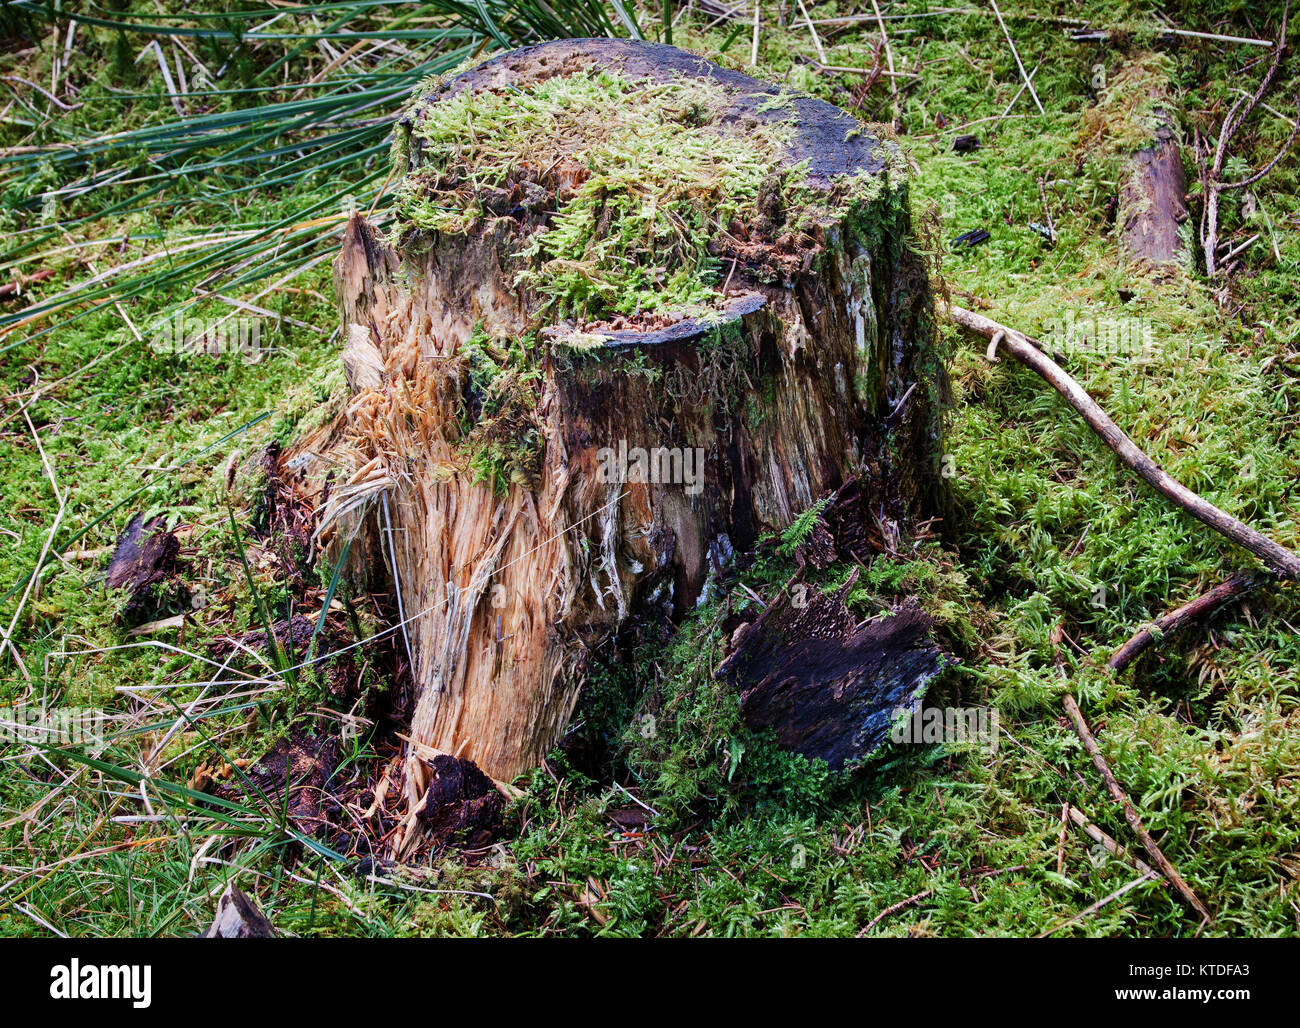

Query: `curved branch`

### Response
(949, 304, 1300, 579)
(1220, 98, 1300, 190)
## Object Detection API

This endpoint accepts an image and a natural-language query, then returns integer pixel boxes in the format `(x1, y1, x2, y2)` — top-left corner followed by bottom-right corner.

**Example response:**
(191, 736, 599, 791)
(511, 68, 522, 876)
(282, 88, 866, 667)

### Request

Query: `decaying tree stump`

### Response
(284, 39, 943, 844)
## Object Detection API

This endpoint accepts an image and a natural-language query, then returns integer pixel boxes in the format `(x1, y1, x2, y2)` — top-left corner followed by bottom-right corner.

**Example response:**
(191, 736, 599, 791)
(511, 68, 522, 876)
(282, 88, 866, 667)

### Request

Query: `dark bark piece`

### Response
(285, 39, 943, 821)
(413, 754, 504, 850)
(105, 514, 176, 590)
(717, 570, 948, 770)
(205, 885, 275, 938)
(223, 731, 341, 840)
(1121, 117, 1188, 265)
(104, 513, 188, 626)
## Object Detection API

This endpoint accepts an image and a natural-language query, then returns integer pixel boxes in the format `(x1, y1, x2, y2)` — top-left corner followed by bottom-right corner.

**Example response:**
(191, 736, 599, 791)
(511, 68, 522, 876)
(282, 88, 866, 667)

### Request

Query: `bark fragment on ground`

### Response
(718, 570, 947, 770)
(205, 885, 276, 939)
(1082, 52, 1188, 269)
(104, 513, 189, 626)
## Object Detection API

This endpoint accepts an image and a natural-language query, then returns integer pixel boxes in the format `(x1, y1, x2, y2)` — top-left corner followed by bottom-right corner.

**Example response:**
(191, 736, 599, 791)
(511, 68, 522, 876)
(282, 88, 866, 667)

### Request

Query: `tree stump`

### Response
(285, 39, 943, 844)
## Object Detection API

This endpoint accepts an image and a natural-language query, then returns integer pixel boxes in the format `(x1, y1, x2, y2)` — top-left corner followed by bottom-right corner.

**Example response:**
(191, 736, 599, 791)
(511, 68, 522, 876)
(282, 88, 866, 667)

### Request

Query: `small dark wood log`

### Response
(1121, 113, 1188, 265)
(1106, 571, 1267, 672)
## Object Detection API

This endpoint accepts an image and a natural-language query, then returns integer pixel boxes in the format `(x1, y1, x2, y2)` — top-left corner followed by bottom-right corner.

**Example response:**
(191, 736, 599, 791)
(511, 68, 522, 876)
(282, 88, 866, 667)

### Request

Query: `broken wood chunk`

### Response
(221, 731, 342, 840)
(413, 754, 505, 850)
(104, 512, 189, 626)
(1121, 115, 1187, 265)
(718, 570, 948, 770)
(204, 885, 275, 938)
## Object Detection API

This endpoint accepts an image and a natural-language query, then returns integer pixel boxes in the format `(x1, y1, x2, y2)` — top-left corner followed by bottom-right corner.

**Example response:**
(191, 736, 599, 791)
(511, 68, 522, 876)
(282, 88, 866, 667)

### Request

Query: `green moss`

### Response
(458, 326, 545, 495)
(395, 64, 891, 324)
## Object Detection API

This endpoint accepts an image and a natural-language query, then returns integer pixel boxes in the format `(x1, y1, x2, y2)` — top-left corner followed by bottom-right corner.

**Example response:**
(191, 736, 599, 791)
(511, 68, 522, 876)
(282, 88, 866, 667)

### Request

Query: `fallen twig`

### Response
(948, 303, 1300, 580)
(855, 865, 1026, 935)
(989, 0, 1043, 114)
(1061, 692, 1211, 923)
(0, 269, 53, 300)
(869, 0, 900, 127)
(794, 0, 827, 65)
(1106, 571, 1269, 672)
(857, 888, 932, 935)
(1067, 805, 1154, 877)
(1038, 871, 1159, 937)
(1199, 7, 1297, 279)
(1056, 803, 1069, 873)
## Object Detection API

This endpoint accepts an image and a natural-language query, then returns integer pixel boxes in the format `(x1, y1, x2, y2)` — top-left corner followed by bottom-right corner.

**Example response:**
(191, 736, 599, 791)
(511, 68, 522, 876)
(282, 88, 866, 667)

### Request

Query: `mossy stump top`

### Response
(391, 37, 909, 339)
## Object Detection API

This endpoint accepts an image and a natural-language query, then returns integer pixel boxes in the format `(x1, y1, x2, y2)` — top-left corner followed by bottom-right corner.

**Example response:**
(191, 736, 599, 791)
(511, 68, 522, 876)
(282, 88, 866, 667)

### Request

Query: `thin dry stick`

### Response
(948, 304, 1300, 580)
(1062, 693, 1211, 922)
(869, 0, 900, 125)
(812, 64, 917, 80)
(1202, 6, 1294, 276)
(1055, 802, 1069, 873)
(1038, 871, 1158, 938)
(1107, 571, 1267, 672)
(856, 888, 932, 935)
(750, 0, 761, 66)
(0, 409, 66, 679)
(1068, 805, 1154, 877)
(998, 64, 1038, 121)
(989, 0, 1044, 114)
(795, 0, 827, 65)
(855, 864, 1025, 935)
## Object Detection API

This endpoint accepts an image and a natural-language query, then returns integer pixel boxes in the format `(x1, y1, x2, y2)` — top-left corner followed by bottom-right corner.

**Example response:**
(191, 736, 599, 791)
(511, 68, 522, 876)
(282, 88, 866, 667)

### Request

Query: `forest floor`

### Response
(1, 1, 1298, 937)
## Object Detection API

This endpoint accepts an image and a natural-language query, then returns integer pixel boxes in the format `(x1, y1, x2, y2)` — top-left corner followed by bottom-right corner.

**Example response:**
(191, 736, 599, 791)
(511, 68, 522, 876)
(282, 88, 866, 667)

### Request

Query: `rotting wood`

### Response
(205, 884, 275, 938)
(1121, 111, 1187, 265)
(717, 567, 948, 771)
